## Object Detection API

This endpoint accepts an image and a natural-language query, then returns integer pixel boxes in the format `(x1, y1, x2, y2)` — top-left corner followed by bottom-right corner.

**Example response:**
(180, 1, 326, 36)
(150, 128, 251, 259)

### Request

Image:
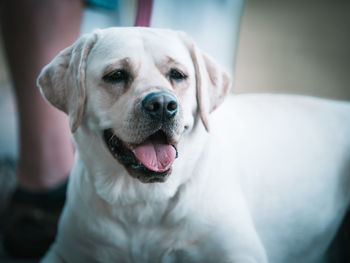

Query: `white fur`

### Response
(39, 28, 350, 263)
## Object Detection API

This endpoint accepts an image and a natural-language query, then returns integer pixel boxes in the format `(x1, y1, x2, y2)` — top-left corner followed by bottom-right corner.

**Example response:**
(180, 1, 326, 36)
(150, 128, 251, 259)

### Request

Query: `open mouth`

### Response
(103, 129, 178, 183)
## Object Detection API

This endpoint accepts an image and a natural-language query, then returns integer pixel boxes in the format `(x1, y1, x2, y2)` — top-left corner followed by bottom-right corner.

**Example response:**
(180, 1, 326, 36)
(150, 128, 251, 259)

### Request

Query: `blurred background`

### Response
(0, 0, 349, 261)
(235, 0, 350, 100)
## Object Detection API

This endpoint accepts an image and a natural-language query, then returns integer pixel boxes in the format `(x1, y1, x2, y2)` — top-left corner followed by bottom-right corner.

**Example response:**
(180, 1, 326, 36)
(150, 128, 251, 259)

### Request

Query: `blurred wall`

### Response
(151, 0, 244, 76)
(234, 0, 350, 100)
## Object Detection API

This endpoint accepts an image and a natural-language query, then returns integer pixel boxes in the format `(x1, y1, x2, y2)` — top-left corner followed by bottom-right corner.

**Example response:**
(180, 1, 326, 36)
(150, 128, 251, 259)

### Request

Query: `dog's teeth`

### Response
(172, 145, 178, 159)
(131, 163, 143, 169)
(108, 135, 117, 148)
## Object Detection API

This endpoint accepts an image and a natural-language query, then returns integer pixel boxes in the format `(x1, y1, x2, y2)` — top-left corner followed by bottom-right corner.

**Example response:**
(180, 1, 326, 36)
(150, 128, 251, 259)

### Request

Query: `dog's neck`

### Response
(65, 151, 193, 229)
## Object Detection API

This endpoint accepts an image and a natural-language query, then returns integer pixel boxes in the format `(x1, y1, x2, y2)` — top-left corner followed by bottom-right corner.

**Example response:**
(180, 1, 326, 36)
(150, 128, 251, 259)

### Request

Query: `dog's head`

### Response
(37, 27, 230, 186)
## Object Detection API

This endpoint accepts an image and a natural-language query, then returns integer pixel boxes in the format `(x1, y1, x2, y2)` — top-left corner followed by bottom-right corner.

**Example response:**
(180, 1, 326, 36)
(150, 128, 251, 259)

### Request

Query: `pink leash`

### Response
(134, 0, 154, 27)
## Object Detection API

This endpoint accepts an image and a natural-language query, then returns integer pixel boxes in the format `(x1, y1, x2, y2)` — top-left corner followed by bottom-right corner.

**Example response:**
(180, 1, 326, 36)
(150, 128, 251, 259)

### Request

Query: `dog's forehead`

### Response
(89, 27, 191, 66)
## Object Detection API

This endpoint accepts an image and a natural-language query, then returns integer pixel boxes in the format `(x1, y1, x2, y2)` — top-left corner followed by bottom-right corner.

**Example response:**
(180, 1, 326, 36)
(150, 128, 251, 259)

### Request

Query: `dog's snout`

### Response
(142, 92, 178, 120)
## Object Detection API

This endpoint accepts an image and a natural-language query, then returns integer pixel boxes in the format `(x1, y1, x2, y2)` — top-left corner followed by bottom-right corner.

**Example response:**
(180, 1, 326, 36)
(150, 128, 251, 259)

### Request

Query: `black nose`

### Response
(142, 92, 178, 120)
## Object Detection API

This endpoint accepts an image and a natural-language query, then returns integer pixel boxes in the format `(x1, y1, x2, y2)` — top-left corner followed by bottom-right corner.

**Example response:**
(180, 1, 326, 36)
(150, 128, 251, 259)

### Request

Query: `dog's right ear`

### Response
(37, 32, 98, 132)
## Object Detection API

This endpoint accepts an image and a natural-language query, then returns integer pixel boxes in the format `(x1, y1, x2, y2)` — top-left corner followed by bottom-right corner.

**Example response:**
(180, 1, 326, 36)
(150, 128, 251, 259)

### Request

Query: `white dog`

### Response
(37, 27, 350, 263)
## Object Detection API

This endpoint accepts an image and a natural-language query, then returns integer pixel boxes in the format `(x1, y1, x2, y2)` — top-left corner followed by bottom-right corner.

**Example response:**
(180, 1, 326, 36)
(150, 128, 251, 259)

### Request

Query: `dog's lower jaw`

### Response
(133, 168, 172, 183)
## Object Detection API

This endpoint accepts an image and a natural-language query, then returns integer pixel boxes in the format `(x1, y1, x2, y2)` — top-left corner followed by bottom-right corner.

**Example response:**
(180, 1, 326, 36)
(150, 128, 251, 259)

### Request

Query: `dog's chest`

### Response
(116, 224, 179, 262)
(91, 202, 195, 262)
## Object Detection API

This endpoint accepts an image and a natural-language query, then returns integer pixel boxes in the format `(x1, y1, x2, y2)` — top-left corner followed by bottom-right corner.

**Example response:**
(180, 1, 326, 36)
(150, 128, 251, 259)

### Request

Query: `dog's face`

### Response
(83, 29, 196, 183)
(37, 27, 230, 186)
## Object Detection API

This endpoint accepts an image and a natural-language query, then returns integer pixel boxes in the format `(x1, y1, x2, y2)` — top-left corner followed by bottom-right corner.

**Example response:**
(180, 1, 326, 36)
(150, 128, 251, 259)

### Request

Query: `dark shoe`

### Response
(3, 181, 67, 259)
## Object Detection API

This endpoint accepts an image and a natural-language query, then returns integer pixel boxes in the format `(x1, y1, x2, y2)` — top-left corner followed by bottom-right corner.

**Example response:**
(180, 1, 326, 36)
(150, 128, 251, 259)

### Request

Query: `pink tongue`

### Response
(131, 137, 176, 172)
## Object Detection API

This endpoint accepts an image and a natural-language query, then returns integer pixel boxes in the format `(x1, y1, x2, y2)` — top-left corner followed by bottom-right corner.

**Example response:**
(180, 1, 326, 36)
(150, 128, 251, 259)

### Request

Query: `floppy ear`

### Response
(37, 32, 98, 132)
(180, 33, 232, 132)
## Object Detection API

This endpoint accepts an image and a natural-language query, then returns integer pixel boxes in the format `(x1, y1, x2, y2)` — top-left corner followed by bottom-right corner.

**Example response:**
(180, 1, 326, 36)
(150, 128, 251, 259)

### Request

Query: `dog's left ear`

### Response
(179, 32, 232, 132)
(37, 32, 99, 132)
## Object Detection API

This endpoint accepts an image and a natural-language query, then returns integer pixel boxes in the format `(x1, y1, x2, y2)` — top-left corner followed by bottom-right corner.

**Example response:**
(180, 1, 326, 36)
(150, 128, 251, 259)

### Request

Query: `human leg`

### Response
(1, 0, 83, 258)
(1, 0, 83, 191)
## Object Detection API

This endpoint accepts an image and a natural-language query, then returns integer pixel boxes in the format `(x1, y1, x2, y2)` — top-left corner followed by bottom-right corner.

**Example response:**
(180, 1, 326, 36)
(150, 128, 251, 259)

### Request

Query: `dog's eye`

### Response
(168, 68, 187, 82)
(103, 69, 130, 83)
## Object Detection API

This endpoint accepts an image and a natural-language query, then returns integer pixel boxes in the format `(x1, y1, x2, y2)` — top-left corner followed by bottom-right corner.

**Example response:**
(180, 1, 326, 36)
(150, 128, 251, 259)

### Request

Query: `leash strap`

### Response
(134, 0, 154, 27)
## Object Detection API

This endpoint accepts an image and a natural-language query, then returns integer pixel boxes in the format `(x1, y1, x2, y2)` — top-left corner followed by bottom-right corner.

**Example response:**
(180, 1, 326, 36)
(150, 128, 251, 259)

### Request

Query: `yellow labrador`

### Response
(38, 27, 350, 263)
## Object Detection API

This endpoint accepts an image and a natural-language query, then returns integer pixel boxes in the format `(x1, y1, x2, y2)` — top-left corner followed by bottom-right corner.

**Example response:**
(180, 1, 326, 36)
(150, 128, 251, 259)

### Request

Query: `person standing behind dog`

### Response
(1, 0, 83, 259)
